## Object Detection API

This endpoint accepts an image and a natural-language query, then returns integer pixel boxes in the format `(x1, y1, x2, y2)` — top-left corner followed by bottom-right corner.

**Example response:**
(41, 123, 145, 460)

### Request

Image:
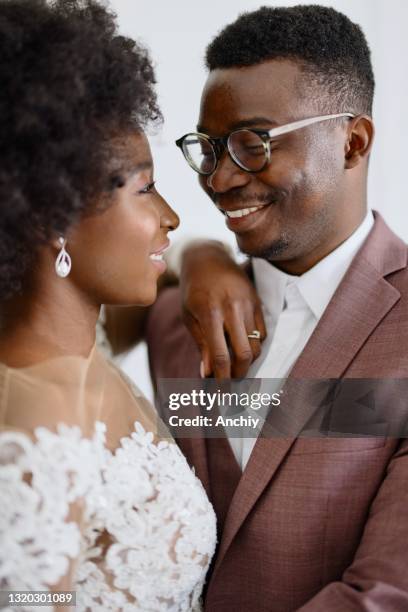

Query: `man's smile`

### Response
(221, 203, 268, 218)
(217, 202, 276, 232)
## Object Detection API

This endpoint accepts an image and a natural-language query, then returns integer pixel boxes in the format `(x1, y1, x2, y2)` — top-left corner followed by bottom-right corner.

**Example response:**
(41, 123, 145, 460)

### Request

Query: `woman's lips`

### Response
(149, 252, 167, 271)
(149, 241, 169, 273)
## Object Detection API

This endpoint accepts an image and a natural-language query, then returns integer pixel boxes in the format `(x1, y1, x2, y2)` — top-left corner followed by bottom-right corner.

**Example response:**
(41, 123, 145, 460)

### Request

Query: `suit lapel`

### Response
(288, 254, 400, 380)
(212, 213, 406, 575)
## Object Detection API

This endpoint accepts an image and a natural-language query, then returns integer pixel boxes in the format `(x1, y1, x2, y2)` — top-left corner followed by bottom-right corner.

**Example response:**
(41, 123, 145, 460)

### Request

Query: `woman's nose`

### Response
(160, 196, 180, 232)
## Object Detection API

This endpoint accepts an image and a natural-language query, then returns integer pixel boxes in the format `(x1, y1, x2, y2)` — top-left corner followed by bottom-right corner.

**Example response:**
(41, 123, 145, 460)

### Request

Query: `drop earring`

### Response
(55, 237, 71, 278)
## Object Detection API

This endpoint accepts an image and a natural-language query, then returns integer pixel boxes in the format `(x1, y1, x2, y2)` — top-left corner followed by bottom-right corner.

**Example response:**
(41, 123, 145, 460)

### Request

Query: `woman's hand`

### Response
(180, 241, 266, 379)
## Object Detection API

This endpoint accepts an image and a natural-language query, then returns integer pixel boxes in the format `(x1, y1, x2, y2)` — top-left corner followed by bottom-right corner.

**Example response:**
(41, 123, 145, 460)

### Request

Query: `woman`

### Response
(0, 1, 216, 610)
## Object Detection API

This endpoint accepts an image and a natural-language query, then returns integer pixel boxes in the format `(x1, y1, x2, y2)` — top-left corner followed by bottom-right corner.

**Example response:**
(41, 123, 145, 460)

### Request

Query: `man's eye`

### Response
(244, 145, 265, 153)
(138, 181, 156, 194)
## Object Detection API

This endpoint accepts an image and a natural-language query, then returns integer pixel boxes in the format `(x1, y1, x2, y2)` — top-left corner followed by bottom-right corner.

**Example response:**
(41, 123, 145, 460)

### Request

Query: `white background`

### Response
(110, 0, 408, 398)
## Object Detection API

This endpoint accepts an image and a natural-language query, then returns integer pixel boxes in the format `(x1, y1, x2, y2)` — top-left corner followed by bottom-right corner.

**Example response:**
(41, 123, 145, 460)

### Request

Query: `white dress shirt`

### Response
(229, 211, 375, 470)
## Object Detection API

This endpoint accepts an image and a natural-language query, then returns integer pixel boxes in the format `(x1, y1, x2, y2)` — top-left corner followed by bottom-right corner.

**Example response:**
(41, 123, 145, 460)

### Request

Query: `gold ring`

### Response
(247, 330, 261, 340)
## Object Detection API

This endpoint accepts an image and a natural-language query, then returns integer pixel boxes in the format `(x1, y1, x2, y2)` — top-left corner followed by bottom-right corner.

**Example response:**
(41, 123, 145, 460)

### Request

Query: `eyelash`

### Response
(138, 181, 156, 194)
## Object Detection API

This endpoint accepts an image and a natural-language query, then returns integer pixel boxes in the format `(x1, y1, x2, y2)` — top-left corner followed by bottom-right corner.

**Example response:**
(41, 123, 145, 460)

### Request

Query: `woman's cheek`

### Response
(132, 204, 160, 243)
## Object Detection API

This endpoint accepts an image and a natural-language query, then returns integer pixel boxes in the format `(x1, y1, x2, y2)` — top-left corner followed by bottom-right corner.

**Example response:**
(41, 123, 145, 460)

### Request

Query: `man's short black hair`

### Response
(205, 5, 375, 116)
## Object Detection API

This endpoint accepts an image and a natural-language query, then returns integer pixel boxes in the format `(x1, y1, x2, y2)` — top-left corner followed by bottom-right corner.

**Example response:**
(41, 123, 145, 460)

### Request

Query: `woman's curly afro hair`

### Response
(0, 0, 161, 300)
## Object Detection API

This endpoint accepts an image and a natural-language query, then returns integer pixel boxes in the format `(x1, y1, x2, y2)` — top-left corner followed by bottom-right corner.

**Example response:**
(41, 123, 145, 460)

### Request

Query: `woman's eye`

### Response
(138, 181, 156, 194)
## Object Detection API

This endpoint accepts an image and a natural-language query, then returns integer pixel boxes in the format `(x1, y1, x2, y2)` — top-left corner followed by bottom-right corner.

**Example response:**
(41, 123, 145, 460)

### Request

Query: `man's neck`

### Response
(270, 210, 370, 276)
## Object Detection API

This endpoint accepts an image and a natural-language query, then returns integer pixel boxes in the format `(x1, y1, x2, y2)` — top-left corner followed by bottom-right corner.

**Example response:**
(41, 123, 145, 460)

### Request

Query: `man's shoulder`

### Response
(148, 285, 183, 330)
(365, 212, 407, 270)
(146, 286, 200, 379)
(362, 213, 408, 293)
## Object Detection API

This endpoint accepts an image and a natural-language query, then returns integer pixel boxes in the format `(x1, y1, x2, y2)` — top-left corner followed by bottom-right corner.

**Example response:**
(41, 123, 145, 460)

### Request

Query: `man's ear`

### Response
(344, 115, 375, 169)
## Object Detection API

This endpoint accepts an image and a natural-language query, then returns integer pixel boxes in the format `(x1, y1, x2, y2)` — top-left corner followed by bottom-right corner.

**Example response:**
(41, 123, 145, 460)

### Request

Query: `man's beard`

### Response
(244, 239, 290, 261)
(216, 186, 291, 261)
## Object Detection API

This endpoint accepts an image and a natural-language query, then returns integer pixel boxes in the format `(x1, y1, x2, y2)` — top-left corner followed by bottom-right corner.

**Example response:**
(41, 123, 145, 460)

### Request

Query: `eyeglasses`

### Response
(175, 112, 355, 175)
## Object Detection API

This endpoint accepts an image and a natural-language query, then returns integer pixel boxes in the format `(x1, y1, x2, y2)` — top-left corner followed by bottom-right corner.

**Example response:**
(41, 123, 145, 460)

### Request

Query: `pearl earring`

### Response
(55, 237, 71, 278)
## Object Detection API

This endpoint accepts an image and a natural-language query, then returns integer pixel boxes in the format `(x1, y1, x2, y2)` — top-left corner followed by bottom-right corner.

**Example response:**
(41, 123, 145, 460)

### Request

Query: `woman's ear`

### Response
(344, 115, 375, 169)
(52, 236, 66, 250)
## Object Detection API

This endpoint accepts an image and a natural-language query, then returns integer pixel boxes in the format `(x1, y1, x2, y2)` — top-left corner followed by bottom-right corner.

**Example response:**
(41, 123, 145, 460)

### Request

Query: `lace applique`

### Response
(0, 422, 216, 612)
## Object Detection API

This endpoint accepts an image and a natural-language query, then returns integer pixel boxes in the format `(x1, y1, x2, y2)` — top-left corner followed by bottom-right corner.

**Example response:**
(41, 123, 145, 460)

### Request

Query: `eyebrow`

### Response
(196, 116, 278, 133)
(127, 161, 153, 176)
(109, 159, 153, 181)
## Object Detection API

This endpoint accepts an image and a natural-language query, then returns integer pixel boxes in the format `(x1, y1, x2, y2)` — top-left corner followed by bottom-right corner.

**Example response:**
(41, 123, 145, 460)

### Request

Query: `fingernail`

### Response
(200, 360, 205, 379)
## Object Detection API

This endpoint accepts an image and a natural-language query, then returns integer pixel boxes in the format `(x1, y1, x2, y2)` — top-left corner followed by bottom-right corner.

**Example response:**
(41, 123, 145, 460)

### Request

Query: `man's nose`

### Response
(206, 150, 250, 193)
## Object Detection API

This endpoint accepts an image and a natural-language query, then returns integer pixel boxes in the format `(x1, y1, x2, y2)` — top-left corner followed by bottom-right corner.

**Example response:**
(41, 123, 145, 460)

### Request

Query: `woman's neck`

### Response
(0, 279, 100, 367)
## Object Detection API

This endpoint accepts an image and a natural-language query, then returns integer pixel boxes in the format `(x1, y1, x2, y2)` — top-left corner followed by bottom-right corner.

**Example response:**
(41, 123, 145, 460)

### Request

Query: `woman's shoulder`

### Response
(98, 351, 173, 444)
(102, 354, 145, 398)
(0, 345, 172, 453)
(0, 347, 104, 437)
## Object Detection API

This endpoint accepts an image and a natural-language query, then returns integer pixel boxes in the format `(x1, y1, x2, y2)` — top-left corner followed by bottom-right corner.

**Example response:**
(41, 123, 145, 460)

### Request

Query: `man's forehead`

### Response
(198, 59, 305, 132)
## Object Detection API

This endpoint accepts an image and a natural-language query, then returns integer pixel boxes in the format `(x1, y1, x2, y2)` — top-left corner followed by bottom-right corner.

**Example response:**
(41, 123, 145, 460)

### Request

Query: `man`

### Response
(146, 5, 408, 611)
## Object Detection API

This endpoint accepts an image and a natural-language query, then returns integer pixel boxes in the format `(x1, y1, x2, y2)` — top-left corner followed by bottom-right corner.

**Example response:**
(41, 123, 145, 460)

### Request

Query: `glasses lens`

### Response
(228, 130, 267, 172)
(182, 134, 216, 175)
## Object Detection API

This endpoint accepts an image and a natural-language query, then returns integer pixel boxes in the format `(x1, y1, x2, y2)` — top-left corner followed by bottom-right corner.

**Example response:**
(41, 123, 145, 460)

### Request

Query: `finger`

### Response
(224, 304, 260, 378)
(200, 344, 212, 378)
(200, 309, 231, 379)
(184, 314, 212, 377)
(254, 302, 267, 341)
(245, 334, 262, 373)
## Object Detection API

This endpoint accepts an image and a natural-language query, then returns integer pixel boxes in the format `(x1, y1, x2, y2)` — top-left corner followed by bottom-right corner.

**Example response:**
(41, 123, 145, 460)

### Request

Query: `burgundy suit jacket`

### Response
(146, 213, 408, 611)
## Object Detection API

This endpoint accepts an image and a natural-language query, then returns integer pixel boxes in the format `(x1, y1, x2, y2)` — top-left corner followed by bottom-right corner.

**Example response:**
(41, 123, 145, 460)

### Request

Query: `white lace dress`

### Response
(0, 352, 217, 612)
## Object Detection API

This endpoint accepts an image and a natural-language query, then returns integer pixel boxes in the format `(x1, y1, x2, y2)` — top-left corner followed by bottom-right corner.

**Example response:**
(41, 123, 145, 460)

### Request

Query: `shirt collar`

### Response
(297, 210, 374, 319)
(251, 257, 292, 320)
(252, 210, 374, 321)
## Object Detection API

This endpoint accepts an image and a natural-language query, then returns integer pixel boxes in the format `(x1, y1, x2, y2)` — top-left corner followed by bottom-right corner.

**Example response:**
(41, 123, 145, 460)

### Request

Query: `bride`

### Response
(0, 0, 216, 610)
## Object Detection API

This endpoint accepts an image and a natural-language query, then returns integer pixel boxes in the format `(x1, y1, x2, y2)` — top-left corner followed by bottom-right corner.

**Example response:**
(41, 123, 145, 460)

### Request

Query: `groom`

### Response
(146, 5, 408, 612)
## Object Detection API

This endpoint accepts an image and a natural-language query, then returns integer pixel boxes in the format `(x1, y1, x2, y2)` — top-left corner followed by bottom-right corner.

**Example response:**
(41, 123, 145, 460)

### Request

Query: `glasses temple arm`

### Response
(266, 112, 355, 139)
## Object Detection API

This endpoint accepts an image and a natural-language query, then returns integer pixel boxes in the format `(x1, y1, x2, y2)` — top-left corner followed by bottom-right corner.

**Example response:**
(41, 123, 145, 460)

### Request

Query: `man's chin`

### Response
(238, 237, 290, 261)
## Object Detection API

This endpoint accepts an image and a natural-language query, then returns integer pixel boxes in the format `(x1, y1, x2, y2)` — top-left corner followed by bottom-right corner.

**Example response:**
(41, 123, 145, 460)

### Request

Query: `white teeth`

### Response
(225, 205, 265, 218)
(150, 253, 164, 261)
